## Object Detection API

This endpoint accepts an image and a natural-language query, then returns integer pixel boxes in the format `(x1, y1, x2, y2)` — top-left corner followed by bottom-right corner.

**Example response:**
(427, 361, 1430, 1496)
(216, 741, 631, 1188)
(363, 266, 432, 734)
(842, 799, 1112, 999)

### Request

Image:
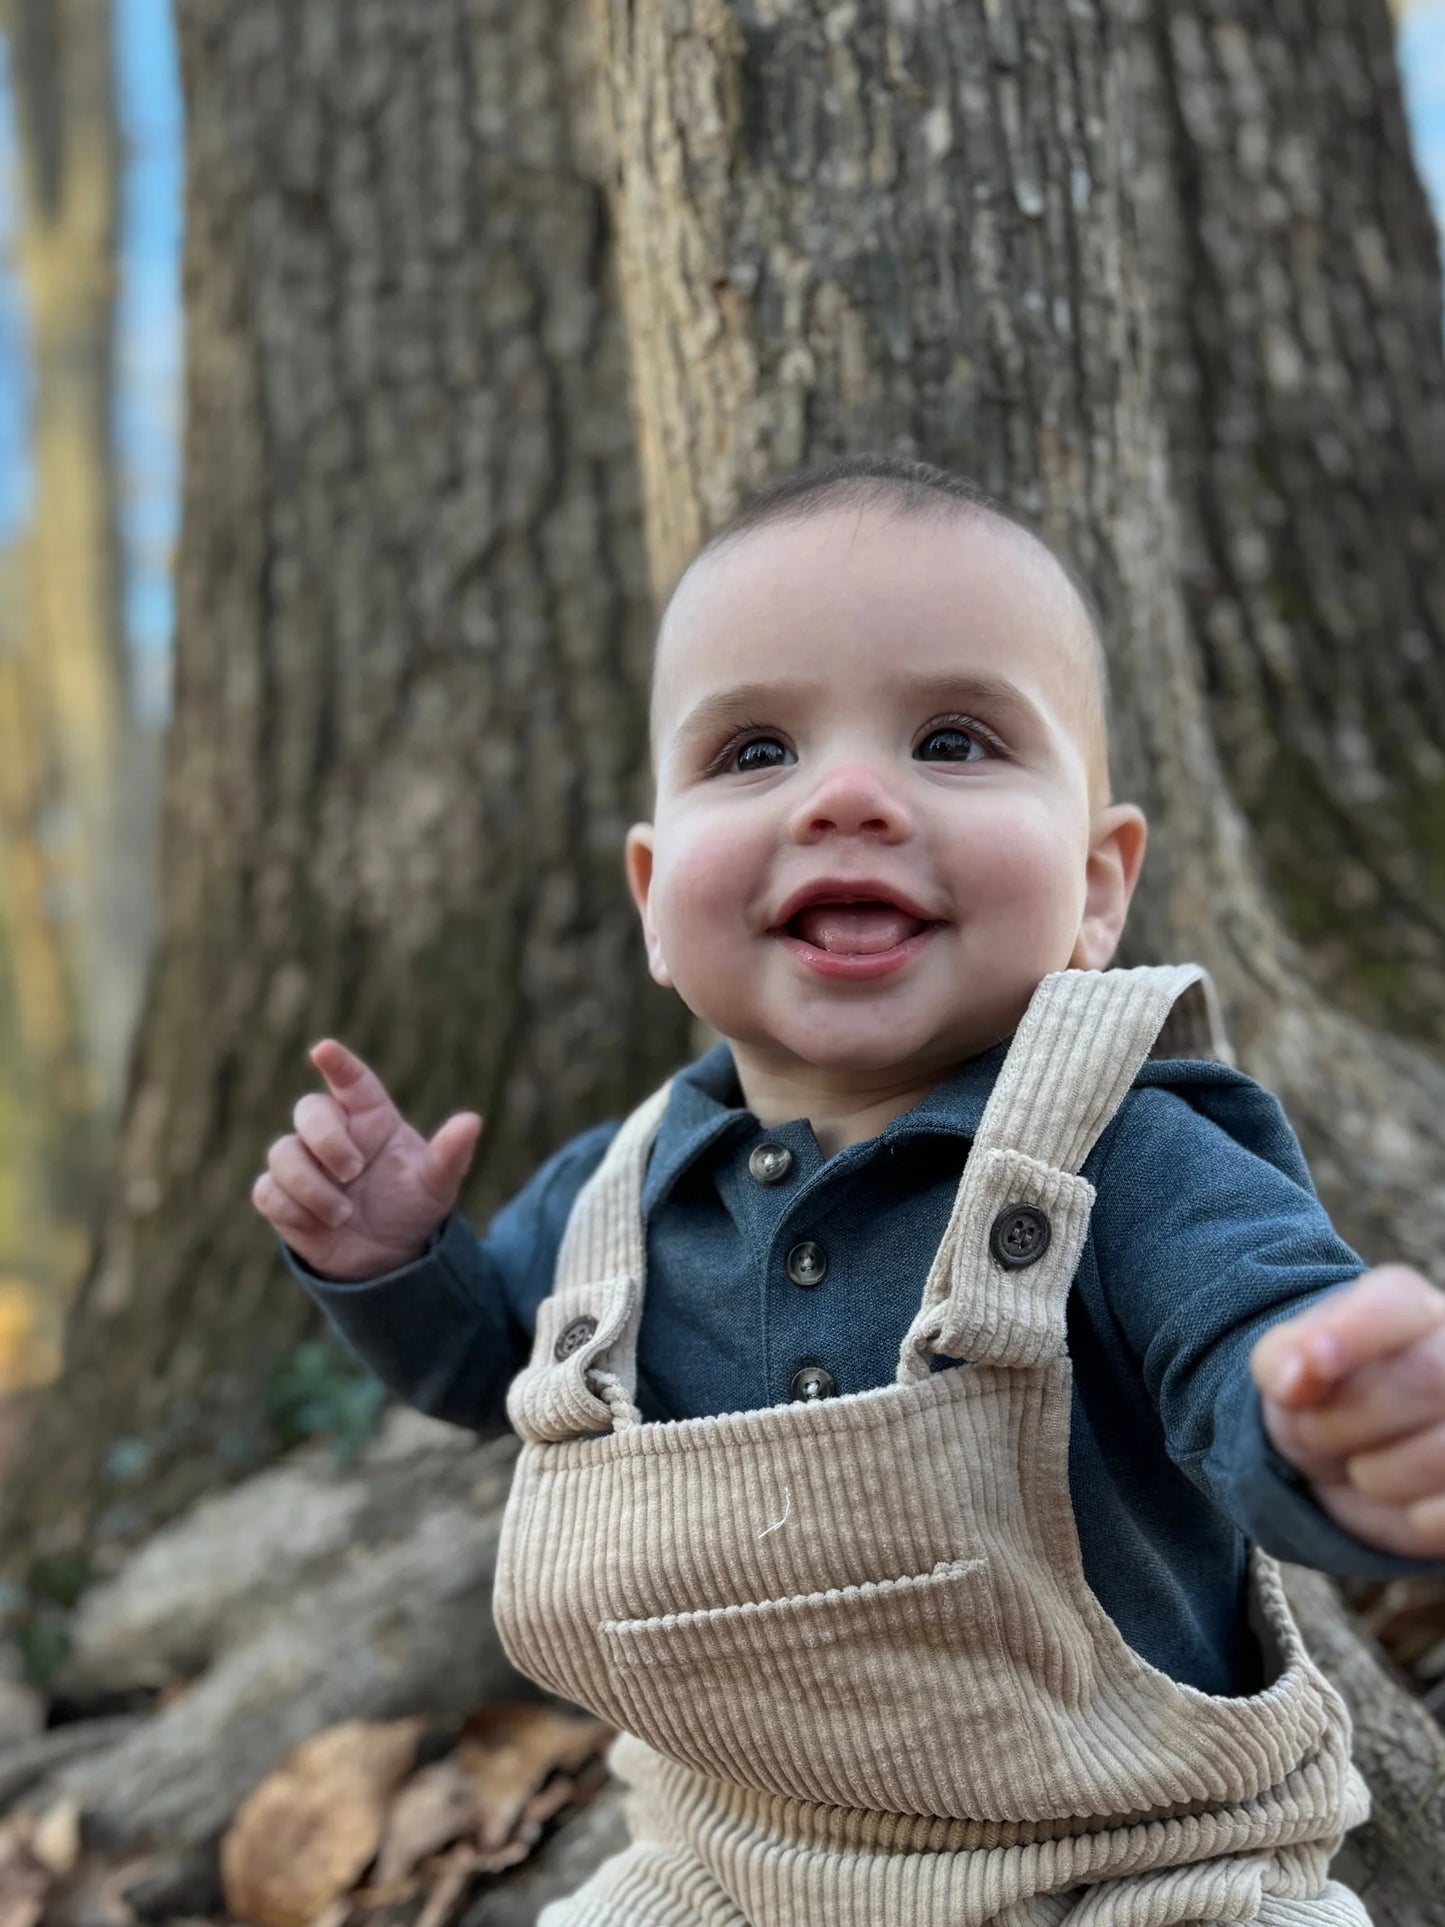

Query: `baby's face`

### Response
(628, 504, 1140, 1088)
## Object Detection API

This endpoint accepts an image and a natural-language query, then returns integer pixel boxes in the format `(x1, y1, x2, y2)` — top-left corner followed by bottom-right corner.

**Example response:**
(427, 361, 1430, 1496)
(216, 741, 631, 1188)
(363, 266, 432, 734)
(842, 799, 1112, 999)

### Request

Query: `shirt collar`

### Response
(641, 1034, 1014, 1218)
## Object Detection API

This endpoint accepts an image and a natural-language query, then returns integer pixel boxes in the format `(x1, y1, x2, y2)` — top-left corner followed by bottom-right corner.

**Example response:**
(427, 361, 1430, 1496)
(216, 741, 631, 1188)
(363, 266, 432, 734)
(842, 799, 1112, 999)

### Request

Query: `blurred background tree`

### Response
(0, 0, 689, 1560)
(0, 0, 155, 1410)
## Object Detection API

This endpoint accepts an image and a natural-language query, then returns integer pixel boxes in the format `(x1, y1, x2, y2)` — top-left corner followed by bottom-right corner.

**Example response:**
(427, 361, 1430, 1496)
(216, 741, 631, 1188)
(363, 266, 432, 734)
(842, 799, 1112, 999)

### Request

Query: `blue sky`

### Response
(0, 2, 1443, 726)
(112, 0, 183, 726)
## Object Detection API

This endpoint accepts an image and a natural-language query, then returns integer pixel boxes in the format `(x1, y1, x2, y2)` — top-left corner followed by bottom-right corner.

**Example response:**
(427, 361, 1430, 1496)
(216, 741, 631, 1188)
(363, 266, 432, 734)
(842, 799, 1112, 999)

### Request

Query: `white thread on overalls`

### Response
(757, 1486, 792, 1540)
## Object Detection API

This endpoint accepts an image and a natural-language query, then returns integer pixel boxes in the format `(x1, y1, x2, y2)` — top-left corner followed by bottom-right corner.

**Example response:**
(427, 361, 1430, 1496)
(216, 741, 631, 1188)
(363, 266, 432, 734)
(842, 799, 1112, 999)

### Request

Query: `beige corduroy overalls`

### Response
(492, 966, 1371, 1927)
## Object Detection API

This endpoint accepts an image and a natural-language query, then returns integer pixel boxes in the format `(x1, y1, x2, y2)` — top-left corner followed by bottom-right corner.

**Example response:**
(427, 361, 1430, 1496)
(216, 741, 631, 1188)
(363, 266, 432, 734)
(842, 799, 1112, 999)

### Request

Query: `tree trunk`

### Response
(0, 0, 686, 1573)
(1129, 0, 1445, 1053)
(594, 0, 1445, 1915)
(595, 0, 1445, 1266)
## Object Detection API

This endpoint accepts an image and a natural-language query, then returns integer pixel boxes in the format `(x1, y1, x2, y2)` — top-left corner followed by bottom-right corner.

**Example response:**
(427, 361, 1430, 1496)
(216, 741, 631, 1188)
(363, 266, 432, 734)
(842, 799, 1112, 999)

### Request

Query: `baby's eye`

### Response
(732, 735, 795, 773)
(915, 724, 991, 763)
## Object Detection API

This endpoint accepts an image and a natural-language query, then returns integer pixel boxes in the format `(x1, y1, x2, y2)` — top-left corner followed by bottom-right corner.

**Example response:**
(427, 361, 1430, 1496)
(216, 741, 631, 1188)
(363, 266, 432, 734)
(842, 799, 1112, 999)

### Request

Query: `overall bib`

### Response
(492, 967, 1371, 1926)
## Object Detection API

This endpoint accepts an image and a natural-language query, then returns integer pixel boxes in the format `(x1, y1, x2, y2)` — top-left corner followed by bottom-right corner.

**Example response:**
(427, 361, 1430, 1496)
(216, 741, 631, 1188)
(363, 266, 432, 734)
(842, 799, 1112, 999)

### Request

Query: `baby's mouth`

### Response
(786, 902, 931, 956)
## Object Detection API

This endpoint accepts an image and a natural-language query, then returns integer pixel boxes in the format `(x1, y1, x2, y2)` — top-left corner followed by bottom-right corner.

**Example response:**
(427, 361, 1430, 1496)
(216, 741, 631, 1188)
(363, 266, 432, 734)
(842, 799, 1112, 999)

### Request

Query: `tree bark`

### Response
(0, 0, 686, 1571)
(1129, 0, 1445, 1053)
(594, 0, 1445, 1265)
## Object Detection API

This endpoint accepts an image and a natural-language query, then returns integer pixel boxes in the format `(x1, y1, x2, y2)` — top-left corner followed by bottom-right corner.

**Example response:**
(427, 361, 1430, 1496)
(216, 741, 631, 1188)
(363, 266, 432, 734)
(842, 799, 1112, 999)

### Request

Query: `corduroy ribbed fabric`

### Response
(492, 967, 1371, 1926)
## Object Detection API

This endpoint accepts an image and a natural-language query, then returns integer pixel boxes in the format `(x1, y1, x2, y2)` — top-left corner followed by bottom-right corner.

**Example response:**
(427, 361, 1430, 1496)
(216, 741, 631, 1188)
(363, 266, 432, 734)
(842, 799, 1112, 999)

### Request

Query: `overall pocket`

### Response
(598, 1556, 1030, 1816)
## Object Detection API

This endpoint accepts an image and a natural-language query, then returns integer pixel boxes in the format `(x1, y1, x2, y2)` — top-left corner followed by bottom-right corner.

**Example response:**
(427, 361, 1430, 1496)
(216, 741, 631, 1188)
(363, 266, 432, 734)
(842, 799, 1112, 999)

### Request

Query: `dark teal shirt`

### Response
(284, 1041, 1442, 1696)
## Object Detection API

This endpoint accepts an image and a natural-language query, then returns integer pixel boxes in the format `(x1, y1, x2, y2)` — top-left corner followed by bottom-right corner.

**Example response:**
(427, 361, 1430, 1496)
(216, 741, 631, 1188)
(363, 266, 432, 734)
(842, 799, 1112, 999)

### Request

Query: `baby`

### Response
(256, 457, 1444, 1926)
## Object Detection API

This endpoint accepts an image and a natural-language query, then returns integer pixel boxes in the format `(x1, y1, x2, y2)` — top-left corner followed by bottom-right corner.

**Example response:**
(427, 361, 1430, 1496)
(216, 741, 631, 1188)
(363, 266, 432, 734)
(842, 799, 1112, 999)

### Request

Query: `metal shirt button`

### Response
(785, 1240, 828, 1288)
(748, 1142, 794, 1185)
(989, 1203, 1052, 1269)
(553, 1315, 598, 1361)
(790, 1364, 838, 1402)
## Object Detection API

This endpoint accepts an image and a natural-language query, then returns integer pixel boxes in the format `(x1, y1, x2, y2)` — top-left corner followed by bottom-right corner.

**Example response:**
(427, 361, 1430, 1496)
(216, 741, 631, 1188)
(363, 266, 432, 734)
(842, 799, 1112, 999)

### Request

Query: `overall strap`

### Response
(897, 966, 1230, 1380)
(505, 1082, 670, 1443)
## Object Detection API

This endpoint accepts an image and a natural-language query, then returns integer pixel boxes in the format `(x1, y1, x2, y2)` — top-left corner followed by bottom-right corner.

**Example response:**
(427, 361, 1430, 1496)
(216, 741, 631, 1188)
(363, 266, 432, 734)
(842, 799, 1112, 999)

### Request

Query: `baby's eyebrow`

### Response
(893, 671, 1046, 734)
(671, 681, 813, 749)
(672, 672, 1046, 750)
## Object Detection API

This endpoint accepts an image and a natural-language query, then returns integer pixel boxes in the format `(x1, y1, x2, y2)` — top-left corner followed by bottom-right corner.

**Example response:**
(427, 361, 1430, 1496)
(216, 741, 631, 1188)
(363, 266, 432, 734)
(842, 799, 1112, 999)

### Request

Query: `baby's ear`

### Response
(1071, 804, 1147, 970)
(624, 823, 673, 988)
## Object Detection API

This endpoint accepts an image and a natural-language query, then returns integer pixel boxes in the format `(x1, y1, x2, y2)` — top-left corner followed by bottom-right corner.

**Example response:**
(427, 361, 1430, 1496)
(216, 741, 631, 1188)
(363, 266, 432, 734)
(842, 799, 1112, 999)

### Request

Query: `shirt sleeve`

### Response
(1088, 1081, 1445, 1578)
(278, 1119, 618, 1431)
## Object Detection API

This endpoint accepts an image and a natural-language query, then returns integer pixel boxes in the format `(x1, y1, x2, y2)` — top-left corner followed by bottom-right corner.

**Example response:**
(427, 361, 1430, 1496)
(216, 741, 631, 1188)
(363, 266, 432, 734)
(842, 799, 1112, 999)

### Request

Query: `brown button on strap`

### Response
(789, 1364, 837, 1401)
(748, 1142, 794, 1184)
(989, 1203, 1052, 1269)
(785, 1241, 828, 1287)
(553, 1315, 599, 1361)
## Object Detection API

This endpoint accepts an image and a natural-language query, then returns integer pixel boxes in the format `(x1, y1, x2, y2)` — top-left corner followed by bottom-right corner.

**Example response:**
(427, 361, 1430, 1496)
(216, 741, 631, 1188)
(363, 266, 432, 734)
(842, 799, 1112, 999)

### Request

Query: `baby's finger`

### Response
(1347, 1418, 1445, 1506)
(294, 1091, 366, 1184)
(1299, 1477, 1445, 1561)
(423, 1112, 484, 1202)
(1258, 1394, 1350, 1488)
(266, 1134, 354, 1229)
(1285, 1323, 1445, 1461)
(1252, 1266, 1445, 1407)
(252, 1170, 334, 1239)
(307, 1040, 403, 1142)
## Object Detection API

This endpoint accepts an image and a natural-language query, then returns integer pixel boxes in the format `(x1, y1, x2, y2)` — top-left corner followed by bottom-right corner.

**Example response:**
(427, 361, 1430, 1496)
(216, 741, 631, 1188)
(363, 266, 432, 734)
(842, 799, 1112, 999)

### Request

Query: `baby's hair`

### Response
(660, 453, 1113, 799)
(704, 454, 998, 551)
(696, 454, 1106, 655)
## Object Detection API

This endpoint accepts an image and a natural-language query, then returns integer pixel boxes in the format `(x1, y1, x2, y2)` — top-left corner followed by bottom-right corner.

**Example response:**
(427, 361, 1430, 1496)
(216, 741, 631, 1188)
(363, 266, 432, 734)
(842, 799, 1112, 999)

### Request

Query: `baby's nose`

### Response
(790, 762, 910, 842)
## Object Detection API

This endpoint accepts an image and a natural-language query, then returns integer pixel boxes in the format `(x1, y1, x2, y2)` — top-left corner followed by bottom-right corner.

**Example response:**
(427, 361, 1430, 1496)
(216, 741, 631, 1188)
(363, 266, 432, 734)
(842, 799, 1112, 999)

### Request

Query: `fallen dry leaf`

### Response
(0, 1816, 36, 1869)
(411, 1846, 479, 1927)
(1356, 1576, 1445, 1675)
(301, 1898, 354, 1927)
(220, 1718, 426, 1927)
(0, 1823, 52, 1927)
(456, 1704, 611, 1854)
(0, 1894, 44, 1927)
(372, 1759, 478, 1888)
(473, 1767, 585, 1876)
(64, 1853, 154, 1927)
(0, 1796, 90, 1927)
(42, 1852, 147, 1927)
(29, 1800, 81, 1880)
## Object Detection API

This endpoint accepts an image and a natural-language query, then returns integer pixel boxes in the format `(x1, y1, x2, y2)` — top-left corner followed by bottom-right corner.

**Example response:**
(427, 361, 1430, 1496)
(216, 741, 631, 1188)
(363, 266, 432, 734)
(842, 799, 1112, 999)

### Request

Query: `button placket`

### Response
(760, 1148, 856, 1401)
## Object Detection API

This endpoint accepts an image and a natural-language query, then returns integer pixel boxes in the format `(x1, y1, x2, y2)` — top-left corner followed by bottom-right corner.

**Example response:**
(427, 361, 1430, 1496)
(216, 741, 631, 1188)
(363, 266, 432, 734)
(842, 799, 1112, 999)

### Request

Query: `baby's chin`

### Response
(712, 1010, 993, 1083)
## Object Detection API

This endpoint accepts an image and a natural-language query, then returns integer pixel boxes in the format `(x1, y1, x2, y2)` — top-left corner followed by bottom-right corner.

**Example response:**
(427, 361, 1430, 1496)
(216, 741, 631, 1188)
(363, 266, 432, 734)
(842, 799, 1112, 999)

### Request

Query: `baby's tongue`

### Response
(791, 902, 925, 955)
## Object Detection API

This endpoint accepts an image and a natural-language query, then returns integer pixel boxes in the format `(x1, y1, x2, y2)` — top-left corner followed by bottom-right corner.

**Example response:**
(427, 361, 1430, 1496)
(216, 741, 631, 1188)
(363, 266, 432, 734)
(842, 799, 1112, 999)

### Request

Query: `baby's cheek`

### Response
(967, 815, 1087, 939)
(650, 827, 756, 975)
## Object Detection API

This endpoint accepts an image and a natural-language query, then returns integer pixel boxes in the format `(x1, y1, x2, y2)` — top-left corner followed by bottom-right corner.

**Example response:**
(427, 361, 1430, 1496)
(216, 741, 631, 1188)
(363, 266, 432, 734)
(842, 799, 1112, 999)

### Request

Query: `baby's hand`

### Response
(1251, 1265, 1445, 1558)
(252, 1040, 483, 1281)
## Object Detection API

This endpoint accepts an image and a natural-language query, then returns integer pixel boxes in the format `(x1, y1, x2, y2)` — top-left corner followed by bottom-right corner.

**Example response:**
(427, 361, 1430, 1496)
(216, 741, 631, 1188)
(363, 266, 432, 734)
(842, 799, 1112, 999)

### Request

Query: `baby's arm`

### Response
(1088, 1080, 1445, 1576)
(254, 1041, 615, 1429)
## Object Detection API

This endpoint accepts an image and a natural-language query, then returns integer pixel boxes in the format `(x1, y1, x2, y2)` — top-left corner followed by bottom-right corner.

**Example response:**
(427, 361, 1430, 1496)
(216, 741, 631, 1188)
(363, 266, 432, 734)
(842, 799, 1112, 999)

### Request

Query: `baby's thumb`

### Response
(425, 1112, 484, 1203)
